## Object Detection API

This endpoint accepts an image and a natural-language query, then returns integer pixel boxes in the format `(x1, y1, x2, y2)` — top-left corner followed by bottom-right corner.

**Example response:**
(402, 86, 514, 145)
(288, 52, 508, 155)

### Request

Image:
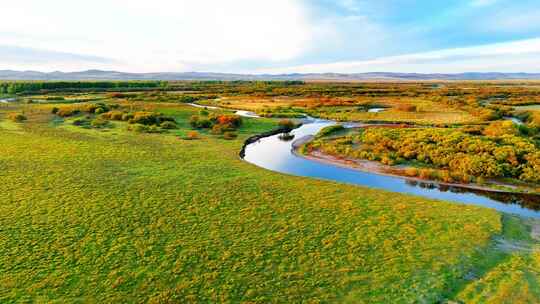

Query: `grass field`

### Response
(0, 100, 538, 302)
(213, 96, 480, 124)
(457, 252, 540, 303)
(311, 107, 477, 124)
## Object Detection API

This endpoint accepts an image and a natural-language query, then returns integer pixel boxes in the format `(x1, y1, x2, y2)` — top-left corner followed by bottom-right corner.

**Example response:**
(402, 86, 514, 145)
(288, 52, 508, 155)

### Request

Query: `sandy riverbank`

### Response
(294, 147, 537, 195)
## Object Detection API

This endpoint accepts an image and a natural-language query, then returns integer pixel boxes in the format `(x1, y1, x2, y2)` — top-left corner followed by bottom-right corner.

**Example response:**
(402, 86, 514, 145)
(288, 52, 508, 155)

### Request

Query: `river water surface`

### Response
(243, 118, 540, 218)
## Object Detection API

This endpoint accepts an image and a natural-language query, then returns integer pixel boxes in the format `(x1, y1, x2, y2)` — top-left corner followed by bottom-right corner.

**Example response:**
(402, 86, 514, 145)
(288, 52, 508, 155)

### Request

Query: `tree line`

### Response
(0, 81, 168, 94)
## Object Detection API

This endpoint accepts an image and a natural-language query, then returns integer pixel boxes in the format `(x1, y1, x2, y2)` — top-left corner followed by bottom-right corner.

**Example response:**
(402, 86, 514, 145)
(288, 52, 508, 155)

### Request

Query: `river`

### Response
(242, 117, 540, 218)
(185, 103, 540, 217)
(187, 103, 260, 118)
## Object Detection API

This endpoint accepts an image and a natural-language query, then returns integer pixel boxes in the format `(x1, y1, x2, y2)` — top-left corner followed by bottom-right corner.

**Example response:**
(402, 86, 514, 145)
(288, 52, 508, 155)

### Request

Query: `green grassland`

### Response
(0, 97, 538, 302)
(457, 252, 540, 303)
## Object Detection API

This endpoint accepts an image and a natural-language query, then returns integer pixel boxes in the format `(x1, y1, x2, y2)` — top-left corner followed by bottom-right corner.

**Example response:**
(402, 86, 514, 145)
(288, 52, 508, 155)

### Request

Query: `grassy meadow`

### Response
(0, 83, 539, 302)
(212, 95, 479, 124)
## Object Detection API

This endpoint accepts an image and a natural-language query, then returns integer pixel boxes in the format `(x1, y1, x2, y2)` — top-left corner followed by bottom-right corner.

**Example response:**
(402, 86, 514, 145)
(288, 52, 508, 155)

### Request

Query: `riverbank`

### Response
(295, 146, 531, 195)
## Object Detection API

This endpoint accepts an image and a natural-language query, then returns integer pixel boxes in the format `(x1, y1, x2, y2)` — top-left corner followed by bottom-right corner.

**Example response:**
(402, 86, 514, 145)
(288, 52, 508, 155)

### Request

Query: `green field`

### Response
(0, 100, 536, 302)
(0, 87, 539, 302)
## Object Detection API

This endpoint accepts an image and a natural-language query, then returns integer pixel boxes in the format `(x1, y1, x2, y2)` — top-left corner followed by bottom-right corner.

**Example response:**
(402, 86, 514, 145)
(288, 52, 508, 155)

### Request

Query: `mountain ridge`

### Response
(1, 70, 540, 81)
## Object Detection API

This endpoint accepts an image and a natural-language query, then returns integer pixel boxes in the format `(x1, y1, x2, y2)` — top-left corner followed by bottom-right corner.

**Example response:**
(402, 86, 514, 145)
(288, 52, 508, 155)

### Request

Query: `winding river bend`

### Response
(186, 103, 540, 217)
(242, 117, 540, 218)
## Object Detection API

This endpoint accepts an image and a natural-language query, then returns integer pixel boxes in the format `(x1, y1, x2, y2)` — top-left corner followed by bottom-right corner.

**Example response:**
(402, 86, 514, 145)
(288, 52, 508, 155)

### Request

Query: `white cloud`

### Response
(255, 38, 540, 73)
(0, 0, 314, 72)
(470, 0, 499, 7)
(2, 1, 538, 74)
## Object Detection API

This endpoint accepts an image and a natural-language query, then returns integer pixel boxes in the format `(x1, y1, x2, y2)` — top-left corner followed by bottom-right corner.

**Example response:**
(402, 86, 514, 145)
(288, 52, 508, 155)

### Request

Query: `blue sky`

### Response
(1, 0, 540, 73)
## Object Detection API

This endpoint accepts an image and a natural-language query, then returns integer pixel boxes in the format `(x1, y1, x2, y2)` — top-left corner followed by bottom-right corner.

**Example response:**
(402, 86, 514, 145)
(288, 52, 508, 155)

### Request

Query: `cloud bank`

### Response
(0, 0, 313, 72)
(1, 0, 540, 73)
(257, 38, 540, 74)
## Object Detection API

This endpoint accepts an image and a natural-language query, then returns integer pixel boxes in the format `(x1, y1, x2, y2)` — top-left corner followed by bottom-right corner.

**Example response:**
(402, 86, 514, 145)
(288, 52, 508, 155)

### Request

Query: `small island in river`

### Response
(297, 122, 540, 195)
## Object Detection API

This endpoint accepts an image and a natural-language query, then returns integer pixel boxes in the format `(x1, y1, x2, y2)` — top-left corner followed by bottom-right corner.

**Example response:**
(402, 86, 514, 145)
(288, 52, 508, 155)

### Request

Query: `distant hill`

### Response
(1, 70, 540, 81)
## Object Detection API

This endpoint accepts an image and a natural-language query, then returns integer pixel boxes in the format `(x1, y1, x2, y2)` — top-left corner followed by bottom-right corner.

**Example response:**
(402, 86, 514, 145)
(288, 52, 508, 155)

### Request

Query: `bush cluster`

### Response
(53, 102, 178, 132)
(45, 96, 65, 101)
(90, 118, 110, 129)
(190, 114, 241, 131)
(100, 110, 125, 121)
(100, 110, 176, 128)
(179, 95, 198, 103)
(56, 107, 80, 117)
(128, 111, 175, 126)
(316, 125, 345, 138)
(189, 114, 242, 139)
(53, 103, 113, 117)
(482, 121, 519, 137)
(189, 115, 212, 129)
(278, 119, 297, 130)
(308, 126, 540, 184)
(183, 130, 200, 140)
(108, 93, 128, 99)
(396, 104, 417, 112)
(7, 113, 27, 122)
(258, 107, 305, 119)
(71, 116, 110, 129)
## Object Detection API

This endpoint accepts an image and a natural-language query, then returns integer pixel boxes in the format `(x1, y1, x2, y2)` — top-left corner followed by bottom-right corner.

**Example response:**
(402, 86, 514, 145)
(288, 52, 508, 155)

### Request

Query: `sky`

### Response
(1, 0, 540, 73)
